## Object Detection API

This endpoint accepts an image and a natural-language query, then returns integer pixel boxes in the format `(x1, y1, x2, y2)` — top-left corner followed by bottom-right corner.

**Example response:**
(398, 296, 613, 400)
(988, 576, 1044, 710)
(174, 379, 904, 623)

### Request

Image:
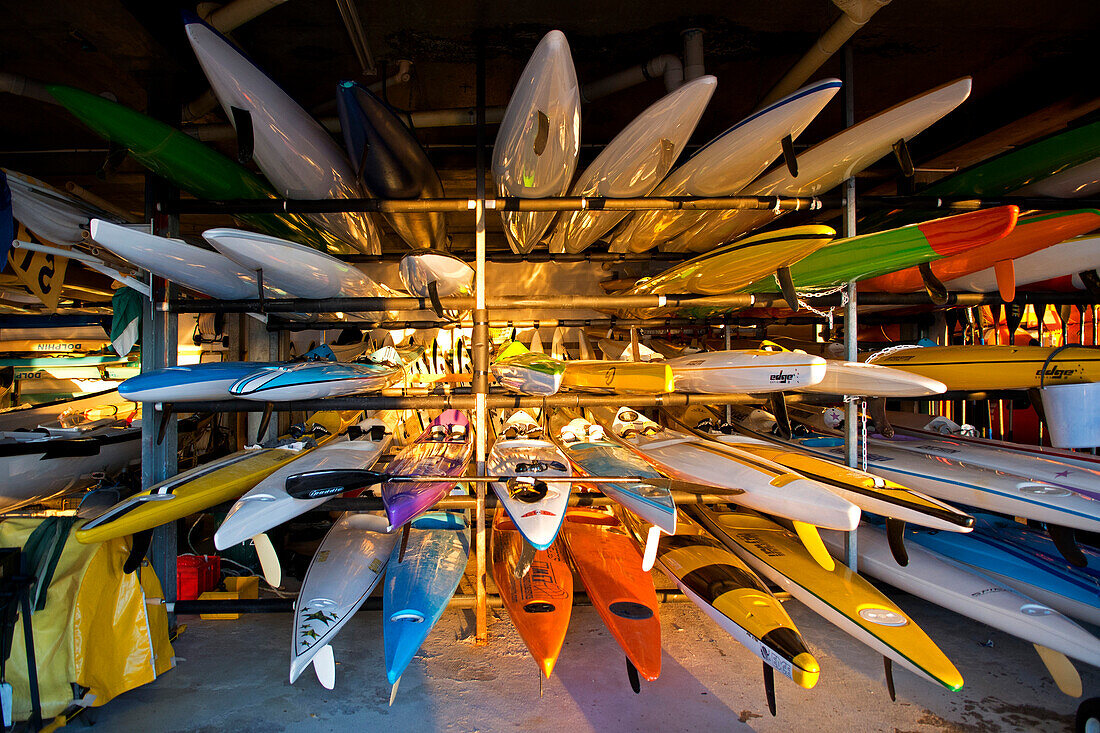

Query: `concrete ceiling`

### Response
(2, 0, 1099, 255)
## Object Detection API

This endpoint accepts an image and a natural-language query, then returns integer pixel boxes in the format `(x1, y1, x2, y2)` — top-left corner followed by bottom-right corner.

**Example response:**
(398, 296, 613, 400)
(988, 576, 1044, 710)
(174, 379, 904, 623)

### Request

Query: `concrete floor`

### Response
(85, 582, 1096, 732)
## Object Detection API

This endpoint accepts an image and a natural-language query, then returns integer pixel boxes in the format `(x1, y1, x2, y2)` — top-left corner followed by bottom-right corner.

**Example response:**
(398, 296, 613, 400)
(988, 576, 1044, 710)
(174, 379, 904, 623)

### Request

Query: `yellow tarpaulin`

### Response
(1, 519, 174, 721)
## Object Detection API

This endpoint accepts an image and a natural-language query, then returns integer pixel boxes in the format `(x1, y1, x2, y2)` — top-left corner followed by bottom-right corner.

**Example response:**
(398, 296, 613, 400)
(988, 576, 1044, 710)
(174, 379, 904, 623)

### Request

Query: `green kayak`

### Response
(46, 84, 354, 254)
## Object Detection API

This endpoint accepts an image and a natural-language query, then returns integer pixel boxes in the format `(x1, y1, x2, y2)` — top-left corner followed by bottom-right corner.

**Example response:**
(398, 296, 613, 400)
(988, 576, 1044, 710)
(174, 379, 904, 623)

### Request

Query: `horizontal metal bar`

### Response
(339, 251, 689, 264)
(163, 194, 833, 216)
(319, 491, 742, 512)
(270, 317, 749, 331)
(169, 589, 690, 615)
(161, 392, 777, 412)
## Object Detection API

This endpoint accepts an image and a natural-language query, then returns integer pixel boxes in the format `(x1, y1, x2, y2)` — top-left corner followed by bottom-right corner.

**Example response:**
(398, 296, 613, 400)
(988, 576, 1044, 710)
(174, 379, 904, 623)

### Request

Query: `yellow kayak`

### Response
(866, 345, 1100, 391)
(692, 506, 963, 692)
(75, 410, 361, 544)
(619, 508, 819, 690)
(561, 360, 674, 394)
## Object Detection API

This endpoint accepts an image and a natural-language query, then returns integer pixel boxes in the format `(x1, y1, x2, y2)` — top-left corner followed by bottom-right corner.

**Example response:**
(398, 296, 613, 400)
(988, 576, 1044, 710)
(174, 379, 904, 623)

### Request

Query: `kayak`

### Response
(291, 512, 397, 686)
(491, 341, 565, 396)
(664, 349, 827, 393)
(560, 360, 674, 394)
(214, 417, 392, 550)
(620, 508, 819, 689)
(663, 405, 974, 533)
(865, 344, 1100, 390)
(693, 505, 963, 692)
(382, 410, 473, 530)
(549, 407, 676, 535)
(384, 511, 470, 685)
(491, 507, 573, 678)
(488, 410, 573, 550)
(561, 507, 661, 682)
(76, 410, 360, 543)
(120, 362, 277, 402)
(228, 348, 407, 401)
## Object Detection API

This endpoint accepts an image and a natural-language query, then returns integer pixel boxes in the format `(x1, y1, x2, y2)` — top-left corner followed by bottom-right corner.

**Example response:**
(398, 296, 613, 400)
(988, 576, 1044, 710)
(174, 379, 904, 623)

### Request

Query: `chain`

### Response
(865, 342, 924, 364)
(860, 399, 868, 472)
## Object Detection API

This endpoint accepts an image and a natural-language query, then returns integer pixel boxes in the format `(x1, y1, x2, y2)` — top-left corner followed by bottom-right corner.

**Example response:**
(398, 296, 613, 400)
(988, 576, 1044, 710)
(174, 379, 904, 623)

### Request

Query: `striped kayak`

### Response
(382, 410, 473, 530)
(865, 345, 1100, 390)
(228, 348, 408, 401)
(693, 506, 963, 691)
(491, 341, 565, 396)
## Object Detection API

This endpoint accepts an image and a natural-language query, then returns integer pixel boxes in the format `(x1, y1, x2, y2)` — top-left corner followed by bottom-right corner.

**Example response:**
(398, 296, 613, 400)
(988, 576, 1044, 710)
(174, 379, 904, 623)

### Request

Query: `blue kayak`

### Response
(902, 513, 1100, 626)
(119, 361, 275, 402)
(383, 511, 469, 686)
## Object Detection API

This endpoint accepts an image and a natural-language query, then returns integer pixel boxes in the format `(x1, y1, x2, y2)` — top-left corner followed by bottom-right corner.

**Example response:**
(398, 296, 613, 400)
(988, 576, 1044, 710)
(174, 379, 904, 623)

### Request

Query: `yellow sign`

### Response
(7, 223, 69, 312)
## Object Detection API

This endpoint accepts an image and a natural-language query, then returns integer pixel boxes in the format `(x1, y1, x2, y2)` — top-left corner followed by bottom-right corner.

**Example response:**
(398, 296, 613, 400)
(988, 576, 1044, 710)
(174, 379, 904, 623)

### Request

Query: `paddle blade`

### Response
(994, 259, 1017, 303)
(313, 644, 336, 690)
(642, 526, 661, 572)
(252, 533, 282, 588)
(793, 521, 835, 572)
(284, 469, 387, 500)
(1034, 644, 1082, 698)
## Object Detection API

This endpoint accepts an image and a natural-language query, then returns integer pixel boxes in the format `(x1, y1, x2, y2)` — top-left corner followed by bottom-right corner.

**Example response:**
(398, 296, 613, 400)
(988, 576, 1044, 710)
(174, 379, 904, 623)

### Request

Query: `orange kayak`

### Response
(560, 507, 662, 682)
(491, 507, 573, 678)
(860, 208, 1100, 297)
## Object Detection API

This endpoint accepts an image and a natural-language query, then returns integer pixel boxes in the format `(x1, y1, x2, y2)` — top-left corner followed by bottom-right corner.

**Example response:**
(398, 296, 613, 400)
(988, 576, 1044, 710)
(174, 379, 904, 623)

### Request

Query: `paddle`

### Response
(283, 469, 743, 501)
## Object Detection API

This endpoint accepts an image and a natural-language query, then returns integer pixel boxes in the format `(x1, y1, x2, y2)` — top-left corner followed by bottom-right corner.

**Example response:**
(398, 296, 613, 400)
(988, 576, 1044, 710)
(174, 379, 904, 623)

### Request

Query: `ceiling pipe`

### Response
(758, 0, 892, 108)
(334, 0, 377, 77)
(681, 28, 705, 81)
(197, 0, 289, 33)
(580, 54, 684, 103)
(0, 73, 58, 106)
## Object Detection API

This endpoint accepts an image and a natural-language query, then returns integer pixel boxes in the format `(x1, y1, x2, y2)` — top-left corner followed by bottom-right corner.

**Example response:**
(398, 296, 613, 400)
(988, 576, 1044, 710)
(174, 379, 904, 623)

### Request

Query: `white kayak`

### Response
(4, 168, 122, 245)
(664, 77, 973, 251)
(747, 406, 1100, 535)
(203, 228, 403, 300)
(214, 418, 391, 550)
(589, 406, 859, 531)
(546, 75, 717, 254)
(492, 30, 581, 254)
(821, 524, 1100, 677)
(228, 348, 406, 402)
(488, 410, 572, 549)
(89, 219, 289, 301)
(610, 78, 842, 254)
(291, 512, 397, 686)
(184, 15, 381, 255)
(943, 235, 1100, 293)
(796, 359, 947, 397)
(398, 250, 474, 297)
(664, 349, 827, 393)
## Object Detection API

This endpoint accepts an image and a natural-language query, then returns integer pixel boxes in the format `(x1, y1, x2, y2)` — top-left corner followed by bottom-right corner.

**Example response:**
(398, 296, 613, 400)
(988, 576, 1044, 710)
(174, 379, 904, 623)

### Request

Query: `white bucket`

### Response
(1040, 382, 1100, 448)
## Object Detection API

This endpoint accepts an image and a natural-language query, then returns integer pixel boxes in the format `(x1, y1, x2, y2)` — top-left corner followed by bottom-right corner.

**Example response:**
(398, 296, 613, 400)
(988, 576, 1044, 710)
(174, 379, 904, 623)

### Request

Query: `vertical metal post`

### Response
(724, 319, 733, 424)
(841, 44, 859, 572)
(472, 40, 490, 645)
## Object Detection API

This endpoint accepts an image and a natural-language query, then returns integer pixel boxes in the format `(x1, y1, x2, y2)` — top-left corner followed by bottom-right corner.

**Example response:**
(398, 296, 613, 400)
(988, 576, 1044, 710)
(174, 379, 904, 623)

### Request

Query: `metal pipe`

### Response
(169, 590, 690, 615)
(841, 44, 859, 573)
(759, 0, 892, 108)
(273, 317, 743, 331)
(340, 251, 689, 264)
(681, 29, 705, 81)
(322, 491, 742, 512)
(0, 72, 58, 106)
(199, 0, 288, 32)
(473, 41, 490, 646)
(183, 106, 507, 139)
(165, 193, 832, 215)
(161, 392, 787, 413)
(64, 182, 141, 223)
(580, 54, 684, 103)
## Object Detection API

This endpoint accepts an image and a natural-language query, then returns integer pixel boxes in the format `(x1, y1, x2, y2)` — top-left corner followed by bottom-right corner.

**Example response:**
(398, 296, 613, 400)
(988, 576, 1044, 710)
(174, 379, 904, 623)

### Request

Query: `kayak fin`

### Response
(775, 266, 799, 311)
(230, 106, 254, 165)
(123, 530, 153, 574)
(426, 280, 445, 318)
(885, 518, 908, 567)
(578, 330, 595, 361)
(626, 657, 641, 694)
(994, 259, 1017, 303)
(539, 669, 544, 698)
(883, 656, 896, 702)
(256, 402, 274, 444)
(917, 262, 948, 306)
(763, 661, 777, 717)
(891, 137, 915, 180)
(641, 525, 661, 572)
(793, 521, 834, 572)
(1048, 525, 1087, 568)
(397, 524, 411, 563)
(767, 392, 792, 441)
(156, 405, 173, 446)
(513, 542, 536, 579)
(1034, 644, 1082, 698)
(780, 134, 798, 178)
(313, 644, 336, 690)
(252, 533, 282, 588)
(388, 677, 401, 706)
(529, 329, 544, 354)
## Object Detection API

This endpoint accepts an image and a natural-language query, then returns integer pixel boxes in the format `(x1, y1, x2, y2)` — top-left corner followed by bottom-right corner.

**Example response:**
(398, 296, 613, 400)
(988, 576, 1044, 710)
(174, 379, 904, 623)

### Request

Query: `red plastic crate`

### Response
(176, 554, 221, 601)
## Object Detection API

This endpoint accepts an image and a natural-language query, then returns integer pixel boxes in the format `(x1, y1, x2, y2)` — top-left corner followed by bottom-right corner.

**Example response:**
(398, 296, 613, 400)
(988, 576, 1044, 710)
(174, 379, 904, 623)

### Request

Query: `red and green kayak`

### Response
(860, 208, 1100, 299)
(743, 205, 1019, 296)
(46, 84, 352, 254)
